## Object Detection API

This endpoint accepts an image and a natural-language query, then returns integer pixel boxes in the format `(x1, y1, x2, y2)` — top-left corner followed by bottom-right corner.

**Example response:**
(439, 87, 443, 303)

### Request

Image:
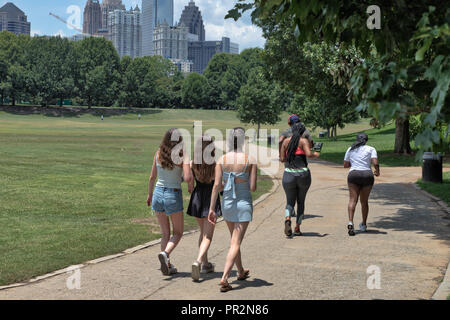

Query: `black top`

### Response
(285, 154, 308, 169)
(187, 171, 222, 218)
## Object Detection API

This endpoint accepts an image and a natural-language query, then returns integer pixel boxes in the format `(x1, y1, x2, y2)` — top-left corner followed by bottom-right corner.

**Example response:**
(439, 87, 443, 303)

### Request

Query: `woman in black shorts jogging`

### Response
(344, 133, 380, 236)
(280, 123, 320, 237)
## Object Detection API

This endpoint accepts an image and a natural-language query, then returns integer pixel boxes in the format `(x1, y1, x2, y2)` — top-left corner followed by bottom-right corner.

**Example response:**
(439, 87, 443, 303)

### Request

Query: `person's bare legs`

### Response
(348, 183, 361, 224)
(156, 212, 170, 252)
(196, 218, 205, 260)
(359, 185, 373, 225)
(221, 221, 249, 284)
(196, 218, 215, 265)
(164, 211, 184, 255)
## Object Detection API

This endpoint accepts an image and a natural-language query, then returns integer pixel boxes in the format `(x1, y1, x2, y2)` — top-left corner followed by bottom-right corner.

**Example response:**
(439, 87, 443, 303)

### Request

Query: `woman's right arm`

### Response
(372, 158, 380, 176)
(208, 160, 223, 225)
(147, 152, 158, 207)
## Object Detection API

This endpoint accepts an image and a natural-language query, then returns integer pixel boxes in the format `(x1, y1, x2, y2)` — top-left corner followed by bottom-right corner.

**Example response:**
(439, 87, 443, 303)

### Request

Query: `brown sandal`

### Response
(237, 269, 250, 281)
(220, 281, 233, 292)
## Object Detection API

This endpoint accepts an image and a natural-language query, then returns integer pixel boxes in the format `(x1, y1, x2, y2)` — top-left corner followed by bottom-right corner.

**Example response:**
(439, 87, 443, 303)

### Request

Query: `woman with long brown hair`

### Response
(208, 128, 257, 292)
(147, 128, 192, 276)
(187, 135, 222, 281)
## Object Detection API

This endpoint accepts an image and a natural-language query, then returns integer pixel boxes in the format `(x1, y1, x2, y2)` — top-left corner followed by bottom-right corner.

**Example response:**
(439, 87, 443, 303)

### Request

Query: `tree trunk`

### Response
(60, 97, 63, 107)
(394, 117, 412, 154)
(12, 97, 15, 106)
(327, 127, 330, 138)
(257, 122, 261, 139)
(0, 92, 3, 106)
(88, 97, 92, 109)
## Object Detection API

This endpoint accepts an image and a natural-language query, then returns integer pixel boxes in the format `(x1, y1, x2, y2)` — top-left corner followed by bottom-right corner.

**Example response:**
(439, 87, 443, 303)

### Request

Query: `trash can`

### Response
(422, 152, 443, 183)
(319, 131, 327, 138)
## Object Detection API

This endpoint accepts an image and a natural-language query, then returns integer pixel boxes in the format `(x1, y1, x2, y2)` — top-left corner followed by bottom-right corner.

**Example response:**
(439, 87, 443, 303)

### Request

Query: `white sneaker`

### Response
(359, 223, 367, 232)
(192, 261, 201, 281)
(158, 252, 170, 275)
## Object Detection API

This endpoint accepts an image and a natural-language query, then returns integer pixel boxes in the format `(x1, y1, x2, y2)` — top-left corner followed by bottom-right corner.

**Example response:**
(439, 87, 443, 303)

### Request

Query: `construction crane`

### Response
(49, 12, 91, 36)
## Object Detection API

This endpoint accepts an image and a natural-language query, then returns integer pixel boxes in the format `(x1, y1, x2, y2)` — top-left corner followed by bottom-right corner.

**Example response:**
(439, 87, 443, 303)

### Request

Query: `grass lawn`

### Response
(416, 171, 450, 205)
(0, 108, 278, 286)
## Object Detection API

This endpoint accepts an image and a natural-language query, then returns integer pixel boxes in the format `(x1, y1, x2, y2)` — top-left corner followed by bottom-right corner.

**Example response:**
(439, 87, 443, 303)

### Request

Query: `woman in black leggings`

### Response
(280, 123, 320, 237)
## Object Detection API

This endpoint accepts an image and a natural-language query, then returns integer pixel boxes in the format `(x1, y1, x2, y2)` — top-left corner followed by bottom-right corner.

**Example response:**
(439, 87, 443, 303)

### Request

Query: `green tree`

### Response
(25, 36, 75, 107)
(227, 1, 449, 156)
(119, 56, 176, 108)
(237, 67, 282, 138)
(181, 73, 211, 109)
(204, 53, 247, 109)
(0, 31, 28, 105)
(74, 37, 120, 108)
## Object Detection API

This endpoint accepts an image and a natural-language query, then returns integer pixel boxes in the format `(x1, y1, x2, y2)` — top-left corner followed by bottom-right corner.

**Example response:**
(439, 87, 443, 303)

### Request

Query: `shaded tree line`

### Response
(0, 31, 289, 114)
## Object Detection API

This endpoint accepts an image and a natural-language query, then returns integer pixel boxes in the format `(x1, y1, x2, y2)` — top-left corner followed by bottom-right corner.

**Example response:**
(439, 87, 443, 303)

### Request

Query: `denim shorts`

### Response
(152, 186, 184, 215)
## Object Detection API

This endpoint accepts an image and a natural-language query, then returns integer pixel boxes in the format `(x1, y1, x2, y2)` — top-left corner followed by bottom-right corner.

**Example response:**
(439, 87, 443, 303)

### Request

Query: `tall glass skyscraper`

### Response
(142, 0, 154, 56)
(154, 0, 174, 27)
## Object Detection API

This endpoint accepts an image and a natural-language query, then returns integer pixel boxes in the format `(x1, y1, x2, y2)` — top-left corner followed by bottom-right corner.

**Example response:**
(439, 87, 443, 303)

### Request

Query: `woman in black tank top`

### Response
(280, 123, 320, 237)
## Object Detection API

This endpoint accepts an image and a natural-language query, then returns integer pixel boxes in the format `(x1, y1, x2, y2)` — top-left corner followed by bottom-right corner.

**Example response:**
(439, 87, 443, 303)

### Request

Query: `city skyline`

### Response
(0, 0, 264, 50)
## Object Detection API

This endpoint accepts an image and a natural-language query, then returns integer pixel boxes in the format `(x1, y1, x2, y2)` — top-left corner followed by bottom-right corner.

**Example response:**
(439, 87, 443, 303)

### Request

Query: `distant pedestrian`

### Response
(187, 135, 222, 281)
(101, 115, 104, 121)
(344, 133, 380, 236)
(138, 114, 141, 120)
(147, 128, 193, 275)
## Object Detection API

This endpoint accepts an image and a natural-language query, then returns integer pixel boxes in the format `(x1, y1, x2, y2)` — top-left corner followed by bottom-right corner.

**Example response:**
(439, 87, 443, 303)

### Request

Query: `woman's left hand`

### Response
(208, 210, 217, 225)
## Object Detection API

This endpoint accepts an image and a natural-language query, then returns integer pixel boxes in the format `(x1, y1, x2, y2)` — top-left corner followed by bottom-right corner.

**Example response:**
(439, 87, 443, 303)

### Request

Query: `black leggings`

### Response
(282, 169, 312, 225)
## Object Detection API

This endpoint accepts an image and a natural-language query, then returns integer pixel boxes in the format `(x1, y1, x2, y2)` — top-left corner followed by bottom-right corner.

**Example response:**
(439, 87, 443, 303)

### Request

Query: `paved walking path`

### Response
(1, 147, 449, 300)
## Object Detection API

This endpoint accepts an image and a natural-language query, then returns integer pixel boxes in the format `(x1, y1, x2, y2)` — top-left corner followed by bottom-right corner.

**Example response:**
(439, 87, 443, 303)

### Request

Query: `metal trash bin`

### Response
(422, 152, 443, 183)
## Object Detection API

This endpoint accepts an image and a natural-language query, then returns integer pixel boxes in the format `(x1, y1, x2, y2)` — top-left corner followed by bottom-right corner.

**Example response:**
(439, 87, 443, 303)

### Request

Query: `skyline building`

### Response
(0, 2, 30, 36)
(188, 37, 238, 74)
(178, 1, 205, 42)
(154, 0, 174, 27)
(153, 22, 188, 60)
(83, 0, 102, 35)
(141, 0, 154, 56)
(101, 0, 125, 29)
(108, 6, 142, 58)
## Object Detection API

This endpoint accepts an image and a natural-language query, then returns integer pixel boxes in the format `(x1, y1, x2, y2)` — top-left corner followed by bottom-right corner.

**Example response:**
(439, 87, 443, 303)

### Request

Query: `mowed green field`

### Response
(0, 109, 277, 286)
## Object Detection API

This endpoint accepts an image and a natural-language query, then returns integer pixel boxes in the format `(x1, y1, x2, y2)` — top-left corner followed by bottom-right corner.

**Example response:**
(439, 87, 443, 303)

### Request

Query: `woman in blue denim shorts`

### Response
(147, 128, 192, 276)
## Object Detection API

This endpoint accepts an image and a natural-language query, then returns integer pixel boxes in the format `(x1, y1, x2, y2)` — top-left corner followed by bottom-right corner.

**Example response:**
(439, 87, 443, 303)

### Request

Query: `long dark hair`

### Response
(192, 135, 216, 183)
(287, 122, 306, 164)
(350, 133, 369, 151)
(159, 128, 183, 170)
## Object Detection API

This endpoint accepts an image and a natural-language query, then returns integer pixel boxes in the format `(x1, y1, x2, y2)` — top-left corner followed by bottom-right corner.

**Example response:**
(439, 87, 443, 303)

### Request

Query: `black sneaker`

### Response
(284, 220, 292, 237)
(348, 224, 356, 236)
(294, 226, 302, 236)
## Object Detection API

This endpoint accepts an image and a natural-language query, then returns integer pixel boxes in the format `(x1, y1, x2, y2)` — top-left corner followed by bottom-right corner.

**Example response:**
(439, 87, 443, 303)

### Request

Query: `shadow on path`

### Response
(229, 278, 274, 291)
(370, 183, 450, 242)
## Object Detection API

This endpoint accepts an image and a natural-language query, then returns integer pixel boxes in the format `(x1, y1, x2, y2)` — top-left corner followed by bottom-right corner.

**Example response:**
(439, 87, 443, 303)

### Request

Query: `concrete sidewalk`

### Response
(1, 156, 449, 300)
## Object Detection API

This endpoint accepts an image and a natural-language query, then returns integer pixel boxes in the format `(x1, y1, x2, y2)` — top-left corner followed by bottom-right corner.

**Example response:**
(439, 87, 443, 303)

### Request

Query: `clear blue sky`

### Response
(2, 0, 264, 50)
